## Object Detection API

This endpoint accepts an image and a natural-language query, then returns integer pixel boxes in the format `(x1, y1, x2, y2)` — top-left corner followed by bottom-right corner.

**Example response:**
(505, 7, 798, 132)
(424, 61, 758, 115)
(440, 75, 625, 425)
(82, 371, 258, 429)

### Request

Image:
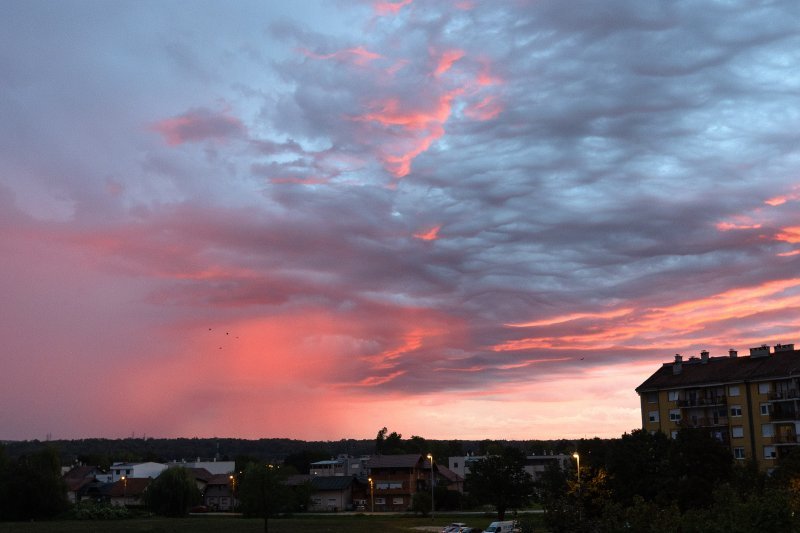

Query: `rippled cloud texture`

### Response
(2, 0, 800, 441)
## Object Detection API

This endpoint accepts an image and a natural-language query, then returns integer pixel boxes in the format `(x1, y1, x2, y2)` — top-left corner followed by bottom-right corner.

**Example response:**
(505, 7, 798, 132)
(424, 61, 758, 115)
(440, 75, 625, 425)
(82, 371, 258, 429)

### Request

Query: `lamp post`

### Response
(229, 474, 236, 511)
(368, 477, 374, 512)
(572, 452, 581, 524)
(426, 453, 435, 519)
(121, 476, 127, 506)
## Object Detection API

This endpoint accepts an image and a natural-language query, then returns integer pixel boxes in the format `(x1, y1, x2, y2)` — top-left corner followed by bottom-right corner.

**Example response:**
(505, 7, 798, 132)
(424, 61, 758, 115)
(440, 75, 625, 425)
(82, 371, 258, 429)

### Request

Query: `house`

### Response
(309, 455, 370, 478)
(307, 476, 363, 511)
(63, 465, 107, 504)
(110, 461, 167, 482)
(109, 477, 151, 507)
(636, 343, 800, 470)
(167, 459, 235, 476)
(364, 454, 433, 512)
(182, 467, 214, 493)
(448, 453, 569, 483)
(203, 474, 236, 511)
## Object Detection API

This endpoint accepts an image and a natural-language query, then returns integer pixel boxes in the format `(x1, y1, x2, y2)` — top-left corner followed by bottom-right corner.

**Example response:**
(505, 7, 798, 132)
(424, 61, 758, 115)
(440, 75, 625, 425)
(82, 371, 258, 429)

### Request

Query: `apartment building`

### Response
(636, 343, 800, 469)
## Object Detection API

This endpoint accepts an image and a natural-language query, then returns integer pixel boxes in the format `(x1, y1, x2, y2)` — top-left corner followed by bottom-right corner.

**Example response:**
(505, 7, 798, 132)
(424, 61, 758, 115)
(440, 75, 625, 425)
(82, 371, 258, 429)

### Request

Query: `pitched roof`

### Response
(636, 348, 800, 392)
(310, 476, 357, 491)
(366, 454, 424, 469)
(183, 467, 213, 482)
(435, 465, 464, 483)
(64, 465, 102, 480)
(108, 477, 151, 497)
(207, 474, 235, 486)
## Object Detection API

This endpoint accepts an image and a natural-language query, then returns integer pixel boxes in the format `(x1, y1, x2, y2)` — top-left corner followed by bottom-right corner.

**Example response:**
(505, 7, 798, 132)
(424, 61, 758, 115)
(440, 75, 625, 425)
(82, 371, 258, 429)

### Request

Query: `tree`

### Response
(143, 466, 201, 517)
(1, 446, 68, 521)
(465, 446, 534, 520)
(238, 462, 288, 533)
(375, 427, 404, 454)
(669, 428, 732, 510)
(605, 429, 673, 505)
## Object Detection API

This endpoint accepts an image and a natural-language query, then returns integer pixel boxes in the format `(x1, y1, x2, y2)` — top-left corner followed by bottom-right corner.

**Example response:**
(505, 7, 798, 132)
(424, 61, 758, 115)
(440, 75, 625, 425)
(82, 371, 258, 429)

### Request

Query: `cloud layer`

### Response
(2, 0, 800, 441)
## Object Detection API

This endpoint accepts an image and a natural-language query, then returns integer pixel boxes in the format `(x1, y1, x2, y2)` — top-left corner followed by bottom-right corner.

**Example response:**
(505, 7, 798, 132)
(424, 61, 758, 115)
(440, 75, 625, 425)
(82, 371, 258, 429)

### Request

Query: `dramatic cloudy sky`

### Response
(2, 0, 800, 442)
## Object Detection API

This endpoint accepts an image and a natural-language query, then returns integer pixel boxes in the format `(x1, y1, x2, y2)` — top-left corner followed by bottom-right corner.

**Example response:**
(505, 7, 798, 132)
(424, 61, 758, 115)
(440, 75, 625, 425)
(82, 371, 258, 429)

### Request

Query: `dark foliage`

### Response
(143, 466, 201, 517)
(0, 446, 69, 521)
(465, 446, 534, 520)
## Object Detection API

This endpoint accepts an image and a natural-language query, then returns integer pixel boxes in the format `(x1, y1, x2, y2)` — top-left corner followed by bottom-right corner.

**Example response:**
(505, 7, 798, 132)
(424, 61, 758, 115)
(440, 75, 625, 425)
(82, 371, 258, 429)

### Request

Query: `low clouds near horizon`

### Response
(2, 0, 800, 442)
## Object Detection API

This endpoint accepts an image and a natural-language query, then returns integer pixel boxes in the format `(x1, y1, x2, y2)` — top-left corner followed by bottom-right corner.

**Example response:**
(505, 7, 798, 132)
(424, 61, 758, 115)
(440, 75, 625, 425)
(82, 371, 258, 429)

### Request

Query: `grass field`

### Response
(0, 513, 547, 533)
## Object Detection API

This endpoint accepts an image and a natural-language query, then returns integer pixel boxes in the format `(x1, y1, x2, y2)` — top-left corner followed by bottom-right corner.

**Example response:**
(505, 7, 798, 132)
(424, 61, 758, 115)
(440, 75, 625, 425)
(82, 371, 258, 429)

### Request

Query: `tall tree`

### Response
(143, 466, 201, 517)
(2, 446, 68, 520)
(238, 462, 288, 533)
(465, 446, 534, 520)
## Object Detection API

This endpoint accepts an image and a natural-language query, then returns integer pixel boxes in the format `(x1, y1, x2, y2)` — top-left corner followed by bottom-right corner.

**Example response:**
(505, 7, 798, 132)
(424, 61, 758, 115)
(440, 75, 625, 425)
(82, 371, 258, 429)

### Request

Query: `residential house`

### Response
(365, 454, 433, 512)
(63, 465, 107, 504)
(636, 343, 800, 470)
(307, 476, 364, 512)
(110, 461, 167, 482)
(203, 474, 237, 511)
(448, 453, 569, 483)
(109, 477, 151, 507)
(182, 467, 214, 493)
(167, 459, 235, 476)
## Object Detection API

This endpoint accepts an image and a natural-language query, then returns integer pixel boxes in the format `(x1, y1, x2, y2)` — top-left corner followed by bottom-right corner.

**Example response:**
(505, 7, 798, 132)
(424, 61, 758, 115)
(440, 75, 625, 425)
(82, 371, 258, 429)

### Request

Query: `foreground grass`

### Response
(0, 513, 546, 533)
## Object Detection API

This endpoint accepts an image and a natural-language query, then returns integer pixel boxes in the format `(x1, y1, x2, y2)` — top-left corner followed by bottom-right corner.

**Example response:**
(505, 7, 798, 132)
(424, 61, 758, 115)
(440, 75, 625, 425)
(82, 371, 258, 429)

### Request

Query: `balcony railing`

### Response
(773, 434, 800, 445)
(681, 416, 729, 428)
(771, 407, 799, 421)
(770, 390, 800, 401)
(678, 396, 727, 408)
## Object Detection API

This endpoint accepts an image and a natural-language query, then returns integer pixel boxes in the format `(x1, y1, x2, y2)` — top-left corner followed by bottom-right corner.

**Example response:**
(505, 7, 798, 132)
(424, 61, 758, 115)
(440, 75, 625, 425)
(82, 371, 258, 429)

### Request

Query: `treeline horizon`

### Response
(1, 433, 588, 467)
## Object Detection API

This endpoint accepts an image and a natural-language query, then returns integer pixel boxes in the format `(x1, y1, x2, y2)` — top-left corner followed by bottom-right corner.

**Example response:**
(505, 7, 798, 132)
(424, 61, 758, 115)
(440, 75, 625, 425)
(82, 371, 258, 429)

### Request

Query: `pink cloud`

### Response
(151, 108, 245, 146)
(374, 0, 413, 16)
(464, 95, 503, 120)
(413, 225, 441, 241)
(299, 46, 382, 66)
(433, 49, 464, 77)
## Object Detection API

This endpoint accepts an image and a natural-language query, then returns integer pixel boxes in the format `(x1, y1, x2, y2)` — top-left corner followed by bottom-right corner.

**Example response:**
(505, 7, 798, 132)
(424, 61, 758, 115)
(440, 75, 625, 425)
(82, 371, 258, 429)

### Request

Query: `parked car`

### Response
(442, 523, 468, 533)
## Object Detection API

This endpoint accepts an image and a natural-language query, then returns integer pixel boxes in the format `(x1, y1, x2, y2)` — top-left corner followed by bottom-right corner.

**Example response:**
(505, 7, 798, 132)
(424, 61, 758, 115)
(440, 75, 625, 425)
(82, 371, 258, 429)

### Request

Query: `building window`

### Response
(731, 426, 744, 438)
(669, 409, 681, 422)
(730, 405, 742, 417)
(761, 403, 770, 416)
(762, 424, 774, 438)
(647, 392, 657, 403)
(764, 446, 777, 460)
(648, 411, 659, 423)
(453, 462, 458, 469)
(729, 385, 740, 397)
(758, 383, 771, 394)
(375, 498, 386, 505)
(668, 391, 679, 402)
(392, 497, 403, 505)
(734, 447, 745, 460)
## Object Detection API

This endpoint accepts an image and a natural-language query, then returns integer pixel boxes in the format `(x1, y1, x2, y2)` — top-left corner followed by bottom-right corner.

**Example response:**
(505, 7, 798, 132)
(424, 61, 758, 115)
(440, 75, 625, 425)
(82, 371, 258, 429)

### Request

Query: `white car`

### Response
(442, 523, 468, 533)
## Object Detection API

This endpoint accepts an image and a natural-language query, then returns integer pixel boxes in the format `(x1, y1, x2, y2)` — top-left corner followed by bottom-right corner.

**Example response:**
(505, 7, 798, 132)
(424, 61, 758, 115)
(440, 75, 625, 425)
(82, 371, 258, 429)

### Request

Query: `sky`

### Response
(2, 0, 800, 443)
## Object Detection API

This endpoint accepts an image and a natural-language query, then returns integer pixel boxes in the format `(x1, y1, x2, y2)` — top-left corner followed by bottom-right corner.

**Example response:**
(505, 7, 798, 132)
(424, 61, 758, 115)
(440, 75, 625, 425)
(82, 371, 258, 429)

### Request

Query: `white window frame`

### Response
(762, 424, 774, 437)
(758, 382, 771, 394)
(648, 411, 659, 423)
(729, 385, 740, 397)
(761, 403, 770, 416)
(734, 447, 745, 460)
(730, 405, 742, 417)
(668, 391, 679, 402)
(669, 409, 681, 422)
(764, 446, 777, 460)
(731, 426, 744, 438)
(392, 497, 403, 505)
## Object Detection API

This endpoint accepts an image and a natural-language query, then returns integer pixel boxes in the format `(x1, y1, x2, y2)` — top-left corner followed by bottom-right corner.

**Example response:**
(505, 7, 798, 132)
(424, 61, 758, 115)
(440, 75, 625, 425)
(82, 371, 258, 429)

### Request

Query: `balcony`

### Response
(678, 396, 727, 408)
(773, 434, 800, 445)
(681, 416, 729, 428)
(771, 406, 799, 421)
(769, 390, 800, 401)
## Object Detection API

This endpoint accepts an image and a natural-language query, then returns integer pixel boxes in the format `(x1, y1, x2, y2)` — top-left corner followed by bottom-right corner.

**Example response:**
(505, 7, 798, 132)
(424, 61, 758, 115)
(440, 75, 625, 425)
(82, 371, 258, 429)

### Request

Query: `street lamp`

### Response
(572, 453, 580, 487)
(368, 477, 374, 512)
(426, 453, 435, 519)
(229, 475, 236, 511)
(121, 476, 127, 505)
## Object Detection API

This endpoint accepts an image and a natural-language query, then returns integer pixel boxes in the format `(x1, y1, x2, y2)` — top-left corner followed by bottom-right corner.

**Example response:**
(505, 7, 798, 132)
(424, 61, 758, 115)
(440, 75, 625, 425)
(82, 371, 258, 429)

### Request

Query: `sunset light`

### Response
(2, 0, 800, 446)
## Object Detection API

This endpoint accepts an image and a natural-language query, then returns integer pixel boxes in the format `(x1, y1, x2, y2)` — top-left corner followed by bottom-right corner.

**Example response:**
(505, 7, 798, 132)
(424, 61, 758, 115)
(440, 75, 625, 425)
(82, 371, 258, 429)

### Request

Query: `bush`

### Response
(68, 500, 132, 520)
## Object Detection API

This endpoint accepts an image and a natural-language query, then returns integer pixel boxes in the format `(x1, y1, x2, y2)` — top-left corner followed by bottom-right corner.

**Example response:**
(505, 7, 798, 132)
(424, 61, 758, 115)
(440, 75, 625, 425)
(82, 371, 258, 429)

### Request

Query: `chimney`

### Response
(673, 354, 683, 375)
(701, 350, 709, 364)
(750, 345, 771, 358)
(775, 343, 795, 353)
(729, 348, 738, 358)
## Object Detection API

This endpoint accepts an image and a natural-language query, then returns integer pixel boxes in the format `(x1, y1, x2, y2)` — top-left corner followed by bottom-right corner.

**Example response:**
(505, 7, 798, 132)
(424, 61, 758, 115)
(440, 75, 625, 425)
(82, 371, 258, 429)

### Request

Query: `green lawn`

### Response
(0, 514, 546, 533)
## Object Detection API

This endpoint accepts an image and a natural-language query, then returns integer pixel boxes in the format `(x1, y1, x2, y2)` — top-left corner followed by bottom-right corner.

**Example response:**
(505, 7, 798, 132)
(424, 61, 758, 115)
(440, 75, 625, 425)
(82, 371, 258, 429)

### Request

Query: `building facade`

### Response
(636, 343, 800, 470)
